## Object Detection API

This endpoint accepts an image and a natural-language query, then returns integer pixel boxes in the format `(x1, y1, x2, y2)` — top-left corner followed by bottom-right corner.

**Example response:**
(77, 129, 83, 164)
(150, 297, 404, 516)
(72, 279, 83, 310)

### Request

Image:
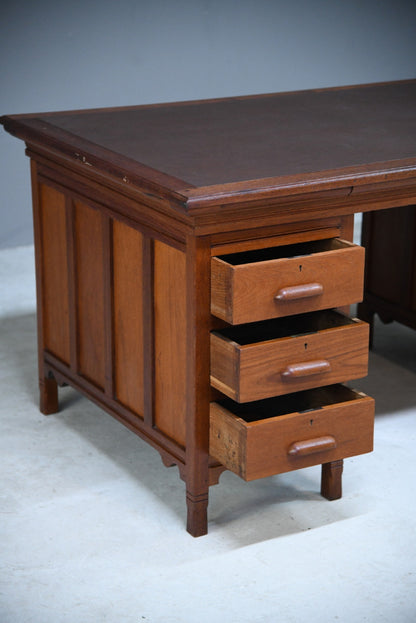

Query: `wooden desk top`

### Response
(2, 80, 416, 216)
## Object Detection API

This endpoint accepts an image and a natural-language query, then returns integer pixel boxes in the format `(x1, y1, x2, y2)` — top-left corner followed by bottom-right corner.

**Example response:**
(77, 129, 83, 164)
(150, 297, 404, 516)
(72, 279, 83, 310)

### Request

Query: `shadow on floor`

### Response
(2, 310, 415, 545)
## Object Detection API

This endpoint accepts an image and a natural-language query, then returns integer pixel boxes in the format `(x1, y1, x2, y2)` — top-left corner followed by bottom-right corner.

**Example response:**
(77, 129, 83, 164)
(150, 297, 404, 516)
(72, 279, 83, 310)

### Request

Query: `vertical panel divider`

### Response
(185, 234, 212, 537)
(143, 235, 155, 427)
(102, 213, 115, 398)
(65, 196, 78, 374)
(30, 162, 45, 377)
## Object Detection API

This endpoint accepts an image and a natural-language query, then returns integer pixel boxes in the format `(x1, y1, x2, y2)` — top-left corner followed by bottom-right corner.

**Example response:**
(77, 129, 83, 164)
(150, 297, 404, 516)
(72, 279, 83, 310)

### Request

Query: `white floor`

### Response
(1, 244, 416, 623)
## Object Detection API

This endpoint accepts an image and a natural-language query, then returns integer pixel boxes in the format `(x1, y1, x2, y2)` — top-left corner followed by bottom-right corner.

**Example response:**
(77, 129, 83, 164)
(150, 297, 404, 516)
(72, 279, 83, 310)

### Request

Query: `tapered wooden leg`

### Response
(186, 492, 209, 537)
(321, 459, 343, 500)
(39, 376, 59, 415)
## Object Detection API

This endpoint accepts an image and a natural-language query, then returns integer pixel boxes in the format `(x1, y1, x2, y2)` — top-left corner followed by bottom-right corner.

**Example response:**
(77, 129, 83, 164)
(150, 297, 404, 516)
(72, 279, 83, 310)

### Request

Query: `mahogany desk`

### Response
(2, 80, 416, 536)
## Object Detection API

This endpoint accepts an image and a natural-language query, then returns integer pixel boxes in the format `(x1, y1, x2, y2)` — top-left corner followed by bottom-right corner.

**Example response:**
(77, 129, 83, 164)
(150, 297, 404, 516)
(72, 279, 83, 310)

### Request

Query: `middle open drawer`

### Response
(211, 310, 369, 402)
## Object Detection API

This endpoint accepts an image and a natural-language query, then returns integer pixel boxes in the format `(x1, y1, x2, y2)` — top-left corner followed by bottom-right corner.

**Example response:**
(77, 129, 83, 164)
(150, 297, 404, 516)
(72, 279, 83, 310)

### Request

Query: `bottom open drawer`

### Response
(210, 385, 374, 481)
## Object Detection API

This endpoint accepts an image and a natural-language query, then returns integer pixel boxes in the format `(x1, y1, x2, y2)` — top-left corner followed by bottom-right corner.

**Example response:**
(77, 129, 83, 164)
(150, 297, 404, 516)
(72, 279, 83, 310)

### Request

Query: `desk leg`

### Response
(185, 235, 211, 537)
(186, 492, 209, 538)
(321, 459, 343, 500)
(39, 374, 59, 415)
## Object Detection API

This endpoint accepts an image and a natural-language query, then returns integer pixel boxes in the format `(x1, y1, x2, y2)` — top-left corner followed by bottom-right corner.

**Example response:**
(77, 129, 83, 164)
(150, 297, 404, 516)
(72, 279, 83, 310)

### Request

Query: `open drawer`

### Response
(211, 310, 369, 402)
(210, 385, 374, 481)
(211, 238, 365, 324)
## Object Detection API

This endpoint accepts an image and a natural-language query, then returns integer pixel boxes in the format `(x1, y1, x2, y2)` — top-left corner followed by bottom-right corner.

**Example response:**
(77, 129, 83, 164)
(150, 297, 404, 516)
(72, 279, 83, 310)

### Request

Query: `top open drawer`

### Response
(211, 238, 365, 324)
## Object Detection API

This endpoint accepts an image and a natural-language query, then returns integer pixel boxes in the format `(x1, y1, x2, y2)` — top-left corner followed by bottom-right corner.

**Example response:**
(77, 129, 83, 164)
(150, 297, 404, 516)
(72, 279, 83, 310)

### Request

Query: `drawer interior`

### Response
(215, 384, 364, 423)
(216, 238, 349, 266)
(212, 310, 357, 345)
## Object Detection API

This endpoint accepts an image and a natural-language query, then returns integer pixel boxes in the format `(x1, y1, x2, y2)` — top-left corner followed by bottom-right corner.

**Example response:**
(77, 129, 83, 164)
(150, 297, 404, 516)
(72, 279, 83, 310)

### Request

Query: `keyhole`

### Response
(299, 264, 302, 272)
(304, 342, 308, 350)
(310, 419, 314, 426)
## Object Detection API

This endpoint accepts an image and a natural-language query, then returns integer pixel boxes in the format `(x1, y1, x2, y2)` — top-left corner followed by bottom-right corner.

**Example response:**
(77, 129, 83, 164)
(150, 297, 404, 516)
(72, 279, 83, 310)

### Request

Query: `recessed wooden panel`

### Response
(39, 183, 70, 363)
(74, 201, 106, 388)
(154, 240, 187, 445)
(113, 221, 144, 416)
(211, 238, 365, 324)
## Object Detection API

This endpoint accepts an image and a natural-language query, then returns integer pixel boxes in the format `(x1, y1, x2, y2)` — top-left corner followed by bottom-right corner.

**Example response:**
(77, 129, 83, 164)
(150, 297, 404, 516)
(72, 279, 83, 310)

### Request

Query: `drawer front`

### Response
(210, 385, 374, 481)
(211, 312, 369, 402)
(211, 239, 365, 324)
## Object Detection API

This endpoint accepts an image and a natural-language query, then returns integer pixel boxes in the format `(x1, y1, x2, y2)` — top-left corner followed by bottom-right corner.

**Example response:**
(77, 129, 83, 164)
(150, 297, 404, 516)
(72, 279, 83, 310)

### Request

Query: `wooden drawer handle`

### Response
(281, 359, 331, 379)
(275, 282, 323, 301)
(288, 435, 337, 457)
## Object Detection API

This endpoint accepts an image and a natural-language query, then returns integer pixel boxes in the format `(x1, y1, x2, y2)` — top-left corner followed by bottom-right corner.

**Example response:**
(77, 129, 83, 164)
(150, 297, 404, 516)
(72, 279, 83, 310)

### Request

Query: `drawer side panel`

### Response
(211, 258, 234, 323)
(210, 333, 240, 400)
(210, 404, 247, 479)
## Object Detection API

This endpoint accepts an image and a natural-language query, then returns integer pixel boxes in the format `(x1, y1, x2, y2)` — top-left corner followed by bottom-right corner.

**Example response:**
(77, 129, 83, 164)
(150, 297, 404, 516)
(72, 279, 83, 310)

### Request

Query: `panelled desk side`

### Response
(2, 81, 416, 536)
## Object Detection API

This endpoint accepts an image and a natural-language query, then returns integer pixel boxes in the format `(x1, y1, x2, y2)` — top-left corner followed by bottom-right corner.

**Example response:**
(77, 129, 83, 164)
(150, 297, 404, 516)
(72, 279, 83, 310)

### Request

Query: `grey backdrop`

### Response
(1, 0, 416, 249)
